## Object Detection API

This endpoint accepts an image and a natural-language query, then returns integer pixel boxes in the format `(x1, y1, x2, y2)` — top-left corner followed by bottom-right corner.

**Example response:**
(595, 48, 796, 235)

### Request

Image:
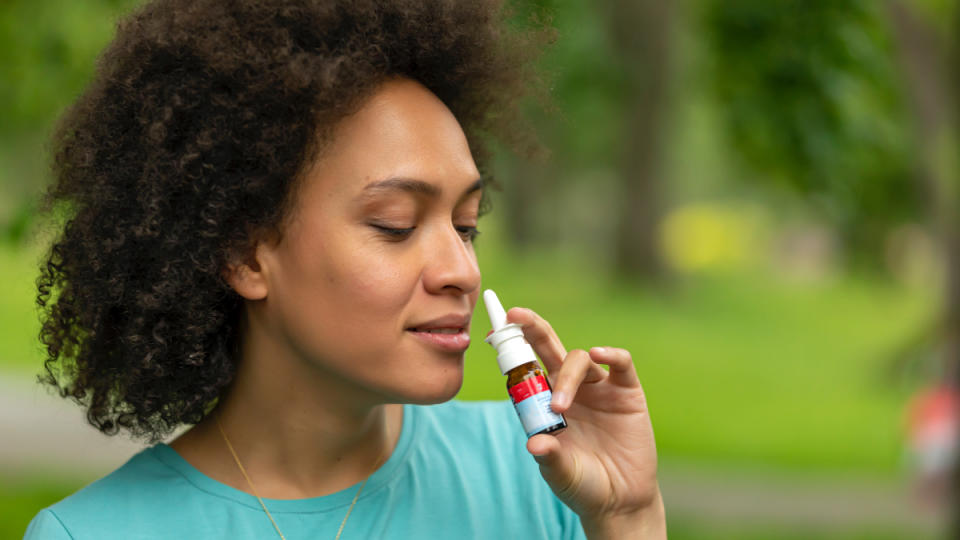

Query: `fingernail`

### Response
(552, 391, 569, 410)
(591, 347, 607, 355)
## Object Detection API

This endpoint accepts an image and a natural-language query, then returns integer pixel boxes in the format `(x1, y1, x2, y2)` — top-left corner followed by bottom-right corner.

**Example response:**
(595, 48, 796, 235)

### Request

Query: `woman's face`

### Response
(242, 78, 483, 405)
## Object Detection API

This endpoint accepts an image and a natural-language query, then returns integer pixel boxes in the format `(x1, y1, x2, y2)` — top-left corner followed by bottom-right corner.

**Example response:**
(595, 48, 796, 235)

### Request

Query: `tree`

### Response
(601, 0, 675, 280)
(0, 0, 141, 242)
(885, 0, 960, 531)
(702, 0, 917, 266)
(499, 0, 675, 280)
(705, 0, 960, 528)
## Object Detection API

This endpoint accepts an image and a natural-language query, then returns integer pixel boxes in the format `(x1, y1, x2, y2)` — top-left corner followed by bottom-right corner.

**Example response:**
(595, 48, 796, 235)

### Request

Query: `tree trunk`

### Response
(886, 0, 960, 531)
(601, 0, 674, 280)
(501, 151, 553, 249)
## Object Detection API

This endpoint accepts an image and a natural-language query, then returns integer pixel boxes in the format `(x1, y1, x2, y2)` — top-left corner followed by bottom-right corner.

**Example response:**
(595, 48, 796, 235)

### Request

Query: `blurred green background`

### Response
(1, 0, 955, 538)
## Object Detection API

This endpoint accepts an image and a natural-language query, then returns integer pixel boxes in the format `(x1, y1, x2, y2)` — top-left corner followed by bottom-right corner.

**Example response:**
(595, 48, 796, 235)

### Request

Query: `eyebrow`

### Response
(360, 177, 484, 200)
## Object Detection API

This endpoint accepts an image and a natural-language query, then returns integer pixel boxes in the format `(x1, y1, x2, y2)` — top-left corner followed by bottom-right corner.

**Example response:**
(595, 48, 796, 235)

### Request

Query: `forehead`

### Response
(302, 78, 481, 202)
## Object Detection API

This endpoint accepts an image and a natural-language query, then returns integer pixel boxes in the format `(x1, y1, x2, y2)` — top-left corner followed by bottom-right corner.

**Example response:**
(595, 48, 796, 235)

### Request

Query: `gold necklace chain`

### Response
(215, 415, 382, 540)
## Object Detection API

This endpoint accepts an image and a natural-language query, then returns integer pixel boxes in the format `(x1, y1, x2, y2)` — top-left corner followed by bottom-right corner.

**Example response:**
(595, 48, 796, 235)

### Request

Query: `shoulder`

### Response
(23, 509, 71, 540)
(24, 445, 191, 539)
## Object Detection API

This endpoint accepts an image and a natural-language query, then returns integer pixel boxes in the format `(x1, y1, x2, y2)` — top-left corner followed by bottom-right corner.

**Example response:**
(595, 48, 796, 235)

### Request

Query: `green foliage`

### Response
(910, 0, 957, 37)
(0, 243, 45, 378)
(527, 0, 628, 167)
(0, 0, 141, 135)
(0, 0, 143, 241)
(0, 474, 84, 538)
(701, 0, 917, 260)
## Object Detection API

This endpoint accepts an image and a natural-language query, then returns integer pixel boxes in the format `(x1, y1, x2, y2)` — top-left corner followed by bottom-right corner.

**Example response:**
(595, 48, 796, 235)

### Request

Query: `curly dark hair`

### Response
(37, 0, 552, 442)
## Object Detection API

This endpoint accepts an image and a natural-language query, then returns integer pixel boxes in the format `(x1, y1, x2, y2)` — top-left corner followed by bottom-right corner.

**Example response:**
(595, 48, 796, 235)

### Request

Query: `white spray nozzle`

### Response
(483, 289, 507, 331)
(483, 288, 538, 375)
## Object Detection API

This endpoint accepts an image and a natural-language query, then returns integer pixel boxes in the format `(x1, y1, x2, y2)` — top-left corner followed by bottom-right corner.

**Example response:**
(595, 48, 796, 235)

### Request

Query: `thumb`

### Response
(527, 434, 582, 500)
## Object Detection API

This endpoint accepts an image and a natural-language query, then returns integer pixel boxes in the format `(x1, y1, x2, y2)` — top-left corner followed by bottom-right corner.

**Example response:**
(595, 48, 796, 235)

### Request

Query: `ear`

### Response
(222, 243, 271, 301)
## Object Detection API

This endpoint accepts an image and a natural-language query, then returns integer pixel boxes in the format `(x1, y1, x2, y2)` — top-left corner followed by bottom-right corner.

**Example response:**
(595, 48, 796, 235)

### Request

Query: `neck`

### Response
(169, 309, 403, 499)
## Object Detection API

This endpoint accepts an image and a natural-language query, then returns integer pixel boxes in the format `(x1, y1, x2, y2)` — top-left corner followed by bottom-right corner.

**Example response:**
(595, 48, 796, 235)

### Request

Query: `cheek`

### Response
(325, 245, 418, 321)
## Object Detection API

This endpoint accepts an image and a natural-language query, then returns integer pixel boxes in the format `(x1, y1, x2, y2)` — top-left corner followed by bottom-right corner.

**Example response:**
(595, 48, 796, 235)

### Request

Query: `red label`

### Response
(509, 375, 550, 404)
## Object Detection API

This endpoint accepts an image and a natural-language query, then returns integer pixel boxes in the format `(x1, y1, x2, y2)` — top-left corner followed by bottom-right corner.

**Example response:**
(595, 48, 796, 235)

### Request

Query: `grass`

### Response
(0, 220, 938, 537)
(664, 520, 934, 540)
(1, 216, 936, 477)
(460, 220, 934, 475)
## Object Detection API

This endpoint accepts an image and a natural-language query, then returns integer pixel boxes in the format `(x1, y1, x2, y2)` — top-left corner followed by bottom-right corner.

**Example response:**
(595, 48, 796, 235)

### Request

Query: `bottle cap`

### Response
(483, 289, 539, 375)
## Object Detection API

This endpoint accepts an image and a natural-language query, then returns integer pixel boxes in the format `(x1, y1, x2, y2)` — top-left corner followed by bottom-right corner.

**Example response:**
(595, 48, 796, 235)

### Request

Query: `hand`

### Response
(506, 307, 665, 539)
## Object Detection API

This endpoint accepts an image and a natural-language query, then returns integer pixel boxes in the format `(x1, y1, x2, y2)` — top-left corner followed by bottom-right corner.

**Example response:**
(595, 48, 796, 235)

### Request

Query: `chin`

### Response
(394, 366, 464, 405)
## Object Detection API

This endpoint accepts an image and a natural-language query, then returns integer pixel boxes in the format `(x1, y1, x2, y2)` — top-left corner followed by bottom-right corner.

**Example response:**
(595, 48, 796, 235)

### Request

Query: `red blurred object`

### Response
(906, 383, 959, 507)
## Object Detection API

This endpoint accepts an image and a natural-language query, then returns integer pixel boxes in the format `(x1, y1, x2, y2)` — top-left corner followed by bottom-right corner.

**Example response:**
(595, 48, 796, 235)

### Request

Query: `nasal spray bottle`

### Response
(483, 290, 567, 438)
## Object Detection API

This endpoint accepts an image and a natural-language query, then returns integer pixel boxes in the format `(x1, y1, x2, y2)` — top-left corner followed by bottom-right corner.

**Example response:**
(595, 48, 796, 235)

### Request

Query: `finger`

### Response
(527, 434, 582, 501)
(589, 347, 640, 388)
(550, 349, 606, 413)
(505, 307, 567, 373)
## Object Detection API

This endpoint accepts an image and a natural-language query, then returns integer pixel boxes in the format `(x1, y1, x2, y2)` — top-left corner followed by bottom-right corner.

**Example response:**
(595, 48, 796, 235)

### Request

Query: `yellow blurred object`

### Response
(659, 202, 767, 272)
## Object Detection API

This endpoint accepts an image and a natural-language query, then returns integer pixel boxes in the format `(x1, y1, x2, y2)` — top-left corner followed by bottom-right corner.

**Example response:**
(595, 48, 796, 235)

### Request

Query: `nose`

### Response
(422, 223, 481, 295)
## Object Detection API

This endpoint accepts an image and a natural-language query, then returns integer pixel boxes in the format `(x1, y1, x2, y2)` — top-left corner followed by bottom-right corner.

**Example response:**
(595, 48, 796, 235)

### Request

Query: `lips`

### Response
(407, 313, 471, 332)
(406, 313, 471, 352)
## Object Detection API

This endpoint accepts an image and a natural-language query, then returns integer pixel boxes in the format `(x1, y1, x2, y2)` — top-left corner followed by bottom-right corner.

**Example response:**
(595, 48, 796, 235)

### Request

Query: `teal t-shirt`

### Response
(24, 400, 585, 539)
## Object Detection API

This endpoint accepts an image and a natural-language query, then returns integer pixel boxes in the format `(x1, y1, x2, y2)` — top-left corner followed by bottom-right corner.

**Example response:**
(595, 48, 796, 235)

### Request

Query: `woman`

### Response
(25, 0, 665, 538)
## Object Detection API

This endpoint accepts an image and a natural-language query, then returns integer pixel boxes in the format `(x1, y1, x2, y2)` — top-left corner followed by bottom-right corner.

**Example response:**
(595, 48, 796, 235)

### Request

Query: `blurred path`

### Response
(0, 373, 150, 476)
(0, 374, 946, 536)
(657, 461, 945, 536)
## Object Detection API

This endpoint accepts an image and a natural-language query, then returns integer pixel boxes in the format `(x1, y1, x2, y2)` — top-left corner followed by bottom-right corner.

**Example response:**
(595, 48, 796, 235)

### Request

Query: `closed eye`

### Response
(371, 224, 480, 243)
(372, 225, 415, 238)
(456, 225, 481, 243)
